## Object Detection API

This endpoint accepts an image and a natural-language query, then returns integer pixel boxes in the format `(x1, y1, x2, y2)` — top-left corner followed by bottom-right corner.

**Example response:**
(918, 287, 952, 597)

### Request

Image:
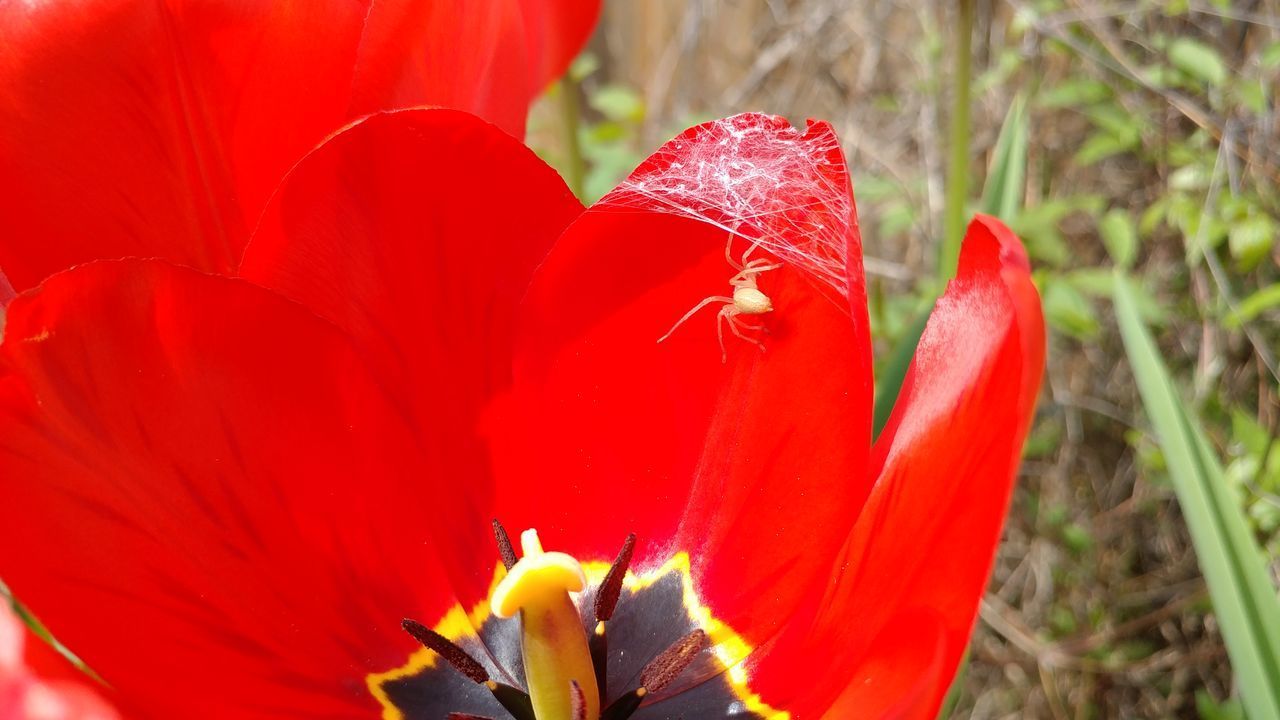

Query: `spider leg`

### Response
(725, 311, 767, 353)
(658, 295, 735, 344)
(740, 237, 767, 266)
(724, 233, 742, 271)
(743, 258, 781, 272)
(728, 262, 783, 288)
(716, 307, 729, 363)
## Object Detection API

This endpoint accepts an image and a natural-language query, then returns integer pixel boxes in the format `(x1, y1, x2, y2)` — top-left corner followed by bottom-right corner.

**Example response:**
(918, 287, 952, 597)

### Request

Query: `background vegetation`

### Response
(528, 1, 1280, 717)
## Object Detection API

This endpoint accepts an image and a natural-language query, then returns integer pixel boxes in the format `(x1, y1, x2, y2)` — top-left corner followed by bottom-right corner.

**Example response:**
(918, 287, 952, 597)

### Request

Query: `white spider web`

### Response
(599, 113, 860, 305)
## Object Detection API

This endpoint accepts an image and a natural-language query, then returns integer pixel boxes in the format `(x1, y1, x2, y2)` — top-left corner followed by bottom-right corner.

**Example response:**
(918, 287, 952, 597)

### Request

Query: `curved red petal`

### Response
(241, 109, 582, 592)
(491, 114, 873, 652)
(0, 0, 597, 292)
(817, 610, 950, 720)
(516, 0, 602, 91)
(755, 215, 1045, 717)
(349, 0, 601, 137)
(0, 261, 477, 718)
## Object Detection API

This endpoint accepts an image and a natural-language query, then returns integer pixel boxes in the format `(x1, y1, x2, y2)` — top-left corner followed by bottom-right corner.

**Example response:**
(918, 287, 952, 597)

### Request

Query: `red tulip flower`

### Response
(0, 110, 1044, 719)
(0, 0, 599, 295)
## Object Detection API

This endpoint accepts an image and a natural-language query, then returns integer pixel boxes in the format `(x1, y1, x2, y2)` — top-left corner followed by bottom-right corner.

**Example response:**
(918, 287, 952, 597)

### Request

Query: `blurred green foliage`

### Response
(995, 3, 1279, 717)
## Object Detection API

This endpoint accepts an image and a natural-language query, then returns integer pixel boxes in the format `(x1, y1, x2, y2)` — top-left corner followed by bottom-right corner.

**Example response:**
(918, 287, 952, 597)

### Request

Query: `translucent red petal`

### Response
(0, 261, 475, 718)
(0, 0, 599, 292)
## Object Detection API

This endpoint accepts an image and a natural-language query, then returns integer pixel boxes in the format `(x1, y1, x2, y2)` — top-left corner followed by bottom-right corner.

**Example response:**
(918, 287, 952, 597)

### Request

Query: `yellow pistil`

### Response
(491, 529, 600, 720)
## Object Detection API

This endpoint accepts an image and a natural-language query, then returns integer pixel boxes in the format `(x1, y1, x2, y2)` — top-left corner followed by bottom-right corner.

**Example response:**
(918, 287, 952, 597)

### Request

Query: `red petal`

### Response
(0, 261, 480, 718)
(491, 114, 873, 650)
(757, 215, 1045, 717)
(818, 610, 950, 720)
(0, 0, 598, 292)
(516, 0, 603, 90)
(241, 109, 582, 591)
(349, 0, 601, 136)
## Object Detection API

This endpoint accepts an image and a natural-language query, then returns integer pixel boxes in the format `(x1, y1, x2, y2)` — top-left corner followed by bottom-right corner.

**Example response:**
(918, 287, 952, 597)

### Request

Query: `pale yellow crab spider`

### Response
(657, 235, 781, 361)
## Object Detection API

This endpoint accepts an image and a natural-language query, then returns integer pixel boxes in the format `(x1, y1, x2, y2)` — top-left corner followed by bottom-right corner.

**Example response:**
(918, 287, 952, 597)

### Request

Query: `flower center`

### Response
(375, 521, 784, 720)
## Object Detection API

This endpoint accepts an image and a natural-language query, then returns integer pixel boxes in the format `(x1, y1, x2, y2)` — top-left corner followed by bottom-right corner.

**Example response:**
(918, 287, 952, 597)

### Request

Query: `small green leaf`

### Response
(1263, 41, 1280, 70)
(1237, 79, 1268, 115)
(1075, 131, 1138, 166)
(568, 53, 600, 82)
(1065, 267, 1114, 296)
(854, 175, 900, 202)
(1140, 197, 1169, 236)
(878, 203, 916, 239)
(980, 95, 1029, 221)
(1061, 523, 1093, 555)
(1086, 105, 1140, 137)
(1143, 63, 1181, 89)
(1100, 209, 1138, 267)
(1039, 78, 1112, 108)
(1010, 200, 1082, 267)
(1043, 278, 1100, 339)
(1169, 38, 1228, 87)
(1169, 164, 1210, 191)
(1074, 107, 1141, 165)
(1197, 689, 1247, 720)
(1228, 214, 1276, 272)
(1049, 606, 1078, 636)
(1231, 410, 1272, 459)
(588, 85, 645, 123)
(1226, 284, 1280, 329)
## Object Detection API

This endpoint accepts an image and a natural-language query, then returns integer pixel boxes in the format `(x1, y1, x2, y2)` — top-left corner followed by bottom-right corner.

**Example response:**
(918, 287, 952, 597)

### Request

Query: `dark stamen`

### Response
(447, 715, 495, 720)
(402, 617, 536, 719)
(569, 680, 587, 720)
(600, 688, 646, 720)
(401, 619, 489, 684)
(594, 533, 636, 622)
(640, 629, 709, 694)
(485, 680, 537, 720)
(492, 518, 518, 570)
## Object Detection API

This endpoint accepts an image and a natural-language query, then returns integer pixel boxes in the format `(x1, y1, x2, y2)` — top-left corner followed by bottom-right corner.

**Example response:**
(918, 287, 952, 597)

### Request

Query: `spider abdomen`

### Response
(732, 287, 772, 314)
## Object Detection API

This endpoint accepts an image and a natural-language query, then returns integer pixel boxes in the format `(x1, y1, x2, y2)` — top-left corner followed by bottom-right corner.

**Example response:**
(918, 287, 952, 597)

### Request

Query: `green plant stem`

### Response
(941, 0, 975, 279)
(557, 78, 586, 200)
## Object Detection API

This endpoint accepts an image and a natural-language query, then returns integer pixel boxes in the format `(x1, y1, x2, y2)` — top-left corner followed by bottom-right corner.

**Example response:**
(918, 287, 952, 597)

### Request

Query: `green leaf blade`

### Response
(1114, 273, 1280, 720)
